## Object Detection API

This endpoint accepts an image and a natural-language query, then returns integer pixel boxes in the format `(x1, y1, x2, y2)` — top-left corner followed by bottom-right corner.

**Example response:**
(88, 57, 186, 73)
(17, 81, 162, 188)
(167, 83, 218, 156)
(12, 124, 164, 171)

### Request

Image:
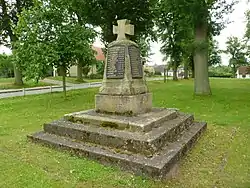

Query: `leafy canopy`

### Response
(15, 0, 96, 81)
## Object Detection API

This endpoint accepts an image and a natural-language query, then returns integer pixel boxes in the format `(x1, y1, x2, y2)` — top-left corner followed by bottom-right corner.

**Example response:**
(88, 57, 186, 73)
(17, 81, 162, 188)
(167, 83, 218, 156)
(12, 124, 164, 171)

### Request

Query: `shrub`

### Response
(87, 74, 103, 79)
(209, 66, 233, 78)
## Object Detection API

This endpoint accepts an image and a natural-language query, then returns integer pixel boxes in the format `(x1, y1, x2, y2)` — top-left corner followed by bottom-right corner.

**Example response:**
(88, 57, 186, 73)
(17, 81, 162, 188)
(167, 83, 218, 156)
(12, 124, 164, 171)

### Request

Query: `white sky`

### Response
(1, 0, 249, 65)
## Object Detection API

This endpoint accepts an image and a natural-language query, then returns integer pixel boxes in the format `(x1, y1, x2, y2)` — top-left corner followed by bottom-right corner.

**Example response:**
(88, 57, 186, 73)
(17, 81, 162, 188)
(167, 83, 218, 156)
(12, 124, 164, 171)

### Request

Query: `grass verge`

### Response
(0, 78, 52, 90)
(0, 78, 250, 188)
(47, 76, 102, 84)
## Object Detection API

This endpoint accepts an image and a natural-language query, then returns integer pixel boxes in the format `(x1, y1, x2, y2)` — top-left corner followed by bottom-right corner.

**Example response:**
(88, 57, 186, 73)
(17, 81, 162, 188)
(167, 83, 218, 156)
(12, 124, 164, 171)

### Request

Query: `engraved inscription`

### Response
(106, 46, 125, 79)
(128, 45, 143, 78)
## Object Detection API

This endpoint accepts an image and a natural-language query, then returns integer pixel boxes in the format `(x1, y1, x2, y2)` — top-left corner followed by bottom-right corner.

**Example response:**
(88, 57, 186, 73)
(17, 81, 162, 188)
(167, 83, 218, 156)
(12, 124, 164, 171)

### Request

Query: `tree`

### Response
(245, 10, 250, 59)
(0, 53, 14, 78)
(157, 0, 193, 81)
(208, 39, 222, 66)
(0, 0, 33, 85)
(224, 36, 248, 77)
(156, 0, 235, 95)
(75, 0, 157, 57)
(15, 0, 96, 98)
(245, 10, 250, 41)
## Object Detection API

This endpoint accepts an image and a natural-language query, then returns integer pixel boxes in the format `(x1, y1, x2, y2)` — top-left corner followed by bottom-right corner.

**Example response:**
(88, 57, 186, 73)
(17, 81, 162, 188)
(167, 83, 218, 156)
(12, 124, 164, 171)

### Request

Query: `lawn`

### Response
(47, 76, 102, 84)
(0, 78, 52, 90)
(0, 78, 250, 188)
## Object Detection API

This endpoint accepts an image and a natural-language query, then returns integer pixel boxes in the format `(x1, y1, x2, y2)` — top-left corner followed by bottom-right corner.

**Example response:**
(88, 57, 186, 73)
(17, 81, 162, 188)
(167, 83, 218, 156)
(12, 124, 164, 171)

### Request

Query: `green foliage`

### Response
(245, 10, 250, 41)
(209, 66, 233, 78)
(0, 54, 14, 78)
(80, 0, 157, 42)
(224, 36, 248, 77)
(245, 10, 250, 60)
(0, 0, 34, 85)
(87, 74, 103, 80)
(157, 0, 193, 80)
(76, 0, 157, 57)
(96, 61, 104, 75)
(0, 0, 33, 46)
(154, 71, 162, 76)
(156, 0, 235, 94)
(208, 40, 222, 66)
(15, 0, 96, 96)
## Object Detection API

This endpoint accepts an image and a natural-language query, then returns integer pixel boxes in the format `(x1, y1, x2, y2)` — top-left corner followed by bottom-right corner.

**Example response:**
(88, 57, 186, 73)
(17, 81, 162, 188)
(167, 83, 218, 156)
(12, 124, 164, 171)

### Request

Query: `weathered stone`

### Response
(44, 112, 193, 156)
(28, 122, 207, 179)
(96, 20, 150, 114)
(64, 108, 178, 132)
(95, 93, 152, 115)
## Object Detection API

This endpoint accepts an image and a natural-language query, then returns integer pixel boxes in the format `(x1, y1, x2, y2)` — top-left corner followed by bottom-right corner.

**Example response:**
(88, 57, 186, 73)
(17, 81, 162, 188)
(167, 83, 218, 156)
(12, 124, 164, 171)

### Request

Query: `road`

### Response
(0, 78, 164, 99)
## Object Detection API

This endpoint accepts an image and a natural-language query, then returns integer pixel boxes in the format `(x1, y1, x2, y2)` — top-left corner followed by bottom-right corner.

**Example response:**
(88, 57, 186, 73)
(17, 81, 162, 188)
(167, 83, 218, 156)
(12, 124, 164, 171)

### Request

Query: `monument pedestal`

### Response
(28, 108, 206, 179)
(28, 19, 207, 179)
(95, 93, 152, 115)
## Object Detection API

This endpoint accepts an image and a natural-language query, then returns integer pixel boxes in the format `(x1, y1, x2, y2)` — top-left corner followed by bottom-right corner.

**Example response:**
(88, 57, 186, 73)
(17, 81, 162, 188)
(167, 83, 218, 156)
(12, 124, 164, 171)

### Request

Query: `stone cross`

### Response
(113, 19, 134, 41)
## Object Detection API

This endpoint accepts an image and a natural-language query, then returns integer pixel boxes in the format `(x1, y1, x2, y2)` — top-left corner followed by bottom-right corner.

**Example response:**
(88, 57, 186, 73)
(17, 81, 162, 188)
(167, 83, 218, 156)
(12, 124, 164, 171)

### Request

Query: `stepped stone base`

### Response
(28, 108, 207, 179)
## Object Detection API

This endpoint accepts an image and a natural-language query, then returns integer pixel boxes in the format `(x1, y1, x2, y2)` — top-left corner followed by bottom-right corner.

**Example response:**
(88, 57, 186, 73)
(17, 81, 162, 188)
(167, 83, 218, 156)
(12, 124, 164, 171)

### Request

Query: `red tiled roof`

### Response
(238, 66, 250, 75)
(92, 46, 105, 61)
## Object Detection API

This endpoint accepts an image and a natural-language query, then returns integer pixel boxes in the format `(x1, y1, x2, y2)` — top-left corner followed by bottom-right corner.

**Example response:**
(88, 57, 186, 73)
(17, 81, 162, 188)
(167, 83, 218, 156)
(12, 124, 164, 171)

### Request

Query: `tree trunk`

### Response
(60, 66, 67, 99)
(164, 68, 166, 83)
(232, 65, 236, 78)
(173, 62, 178, 81)
(77, 62, 83, 81)
(184, 60, 189, 79)
(191, 68, 195, 78)
(194, 23, 211, 95)
(14, 65, 23, 85)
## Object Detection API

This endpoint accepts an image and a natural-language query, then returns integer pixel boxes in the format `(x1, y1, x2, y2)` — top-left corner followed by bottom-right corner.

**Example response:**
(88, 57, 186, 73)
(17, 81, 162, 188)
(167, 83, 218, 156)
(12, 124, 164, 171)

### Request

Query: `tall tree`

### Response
(157, 0, 193, 81)
(245, 10, 250, 59)
(156, 0, 235, 95)
(245, 10, 250, 41)
(224, 36, 248, 77)
(0, 53, 14, 78)
(77, 0, 157, 57)
(15, 0, 96, 98)
(208, 39, 222, 66)
(0, 0, 33, 85)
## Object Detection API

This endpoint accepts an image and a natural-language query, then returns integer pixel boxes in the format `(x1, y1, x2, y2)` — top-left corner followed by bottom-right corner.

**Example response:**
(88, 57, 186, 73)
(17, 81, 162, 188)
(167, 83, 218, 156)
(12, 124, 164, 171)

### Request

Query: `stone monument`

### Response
(96, 19, 151, 115)
(28, 19, 207, 179)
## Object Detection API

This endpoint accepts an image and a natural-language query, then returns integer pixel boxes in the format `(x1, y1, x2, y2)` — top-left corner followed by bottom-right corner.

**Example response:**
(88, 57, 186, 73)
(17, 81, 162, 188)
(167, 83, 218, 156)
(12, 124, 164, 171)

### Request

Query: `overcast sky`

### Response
(1, 0, 249, 66)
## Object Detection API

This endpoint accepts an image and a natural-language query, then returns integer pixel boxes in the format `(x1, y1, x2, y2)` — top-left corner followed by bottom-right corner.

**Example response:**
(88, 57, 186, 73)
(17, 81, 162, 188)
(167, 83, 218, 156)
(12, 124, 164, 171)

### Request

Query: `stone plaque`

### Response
(128, 45, 143, 78)
(106, 46, 125, 79)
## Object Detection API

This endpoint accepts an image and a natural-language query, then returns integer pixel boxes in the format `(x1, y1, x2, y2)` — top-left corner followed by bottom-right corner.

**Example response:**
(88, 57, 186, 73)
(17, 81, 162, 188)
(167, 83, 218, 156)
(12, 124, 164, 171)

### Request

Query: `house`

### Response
(236, 66, 250, 79)
(153, 64, 185, 78)
(53, 46, 105, 77)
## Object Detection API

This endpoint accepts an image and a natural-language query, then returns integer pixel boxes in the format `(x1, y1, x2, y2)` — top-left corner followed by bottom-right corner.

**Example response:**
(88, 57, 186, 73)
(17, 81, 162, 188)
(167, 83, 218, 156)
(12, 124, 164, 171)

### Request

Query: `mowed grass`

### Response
(0, 78, 51, 90)
(47, 76, 102, 84)
(0, 78, 250, 188)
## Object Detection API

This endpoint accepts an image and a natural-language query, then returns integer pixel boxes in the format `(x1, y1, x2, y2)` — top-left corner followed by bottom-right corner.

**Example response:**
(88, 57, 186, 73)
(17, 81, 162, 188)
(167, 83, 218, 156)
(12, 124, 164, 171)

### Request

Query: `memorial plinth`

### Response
(96, 20, 151, 115)
(28, 19, 207, 179)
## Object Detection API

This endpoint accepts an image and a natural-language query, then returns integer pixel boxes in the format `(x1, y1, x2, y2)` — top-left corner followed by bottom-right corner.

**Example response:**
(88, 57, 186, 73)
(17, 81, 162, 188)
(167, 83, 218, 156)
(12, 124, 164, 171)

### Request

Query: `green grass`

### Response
(1, 78, 250, 188)
(0, 78, 52, 90)
(47, 76, 102, 84)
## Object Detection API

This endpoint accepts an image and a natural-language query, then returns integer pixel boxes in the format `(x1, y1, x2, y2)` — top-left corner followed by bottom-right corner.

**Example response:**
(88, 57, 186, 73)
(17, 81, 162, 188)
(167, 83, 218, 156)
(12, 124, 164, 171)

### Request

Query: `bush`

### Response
(209, 71, 233, 78)
(154, 71, 162, 76)
(87, 74, 103, 79)
(0, 54, 14, 78)
(209, 66, 233, 78)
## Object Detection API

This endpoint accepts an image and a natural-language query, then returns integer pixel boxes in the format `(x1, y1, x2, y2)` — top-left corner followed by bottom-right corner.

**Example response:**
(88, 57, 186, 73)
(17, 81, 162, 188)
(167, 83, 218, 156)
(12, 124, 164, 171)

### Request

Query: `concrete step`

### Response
(64, 108, 178, 132)
(28, 122, 207, 179)
(43, 113, 194, 156)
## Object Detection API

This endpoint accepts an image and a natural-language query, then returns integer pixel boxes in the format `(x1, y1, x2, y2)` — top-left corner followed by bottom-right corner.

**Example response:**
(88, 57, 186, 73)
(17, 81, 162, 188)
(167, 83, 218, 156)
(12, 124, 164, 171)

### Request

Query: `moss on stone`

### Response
(101, 122, 119, 129)
(96, 110, 134, 117)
